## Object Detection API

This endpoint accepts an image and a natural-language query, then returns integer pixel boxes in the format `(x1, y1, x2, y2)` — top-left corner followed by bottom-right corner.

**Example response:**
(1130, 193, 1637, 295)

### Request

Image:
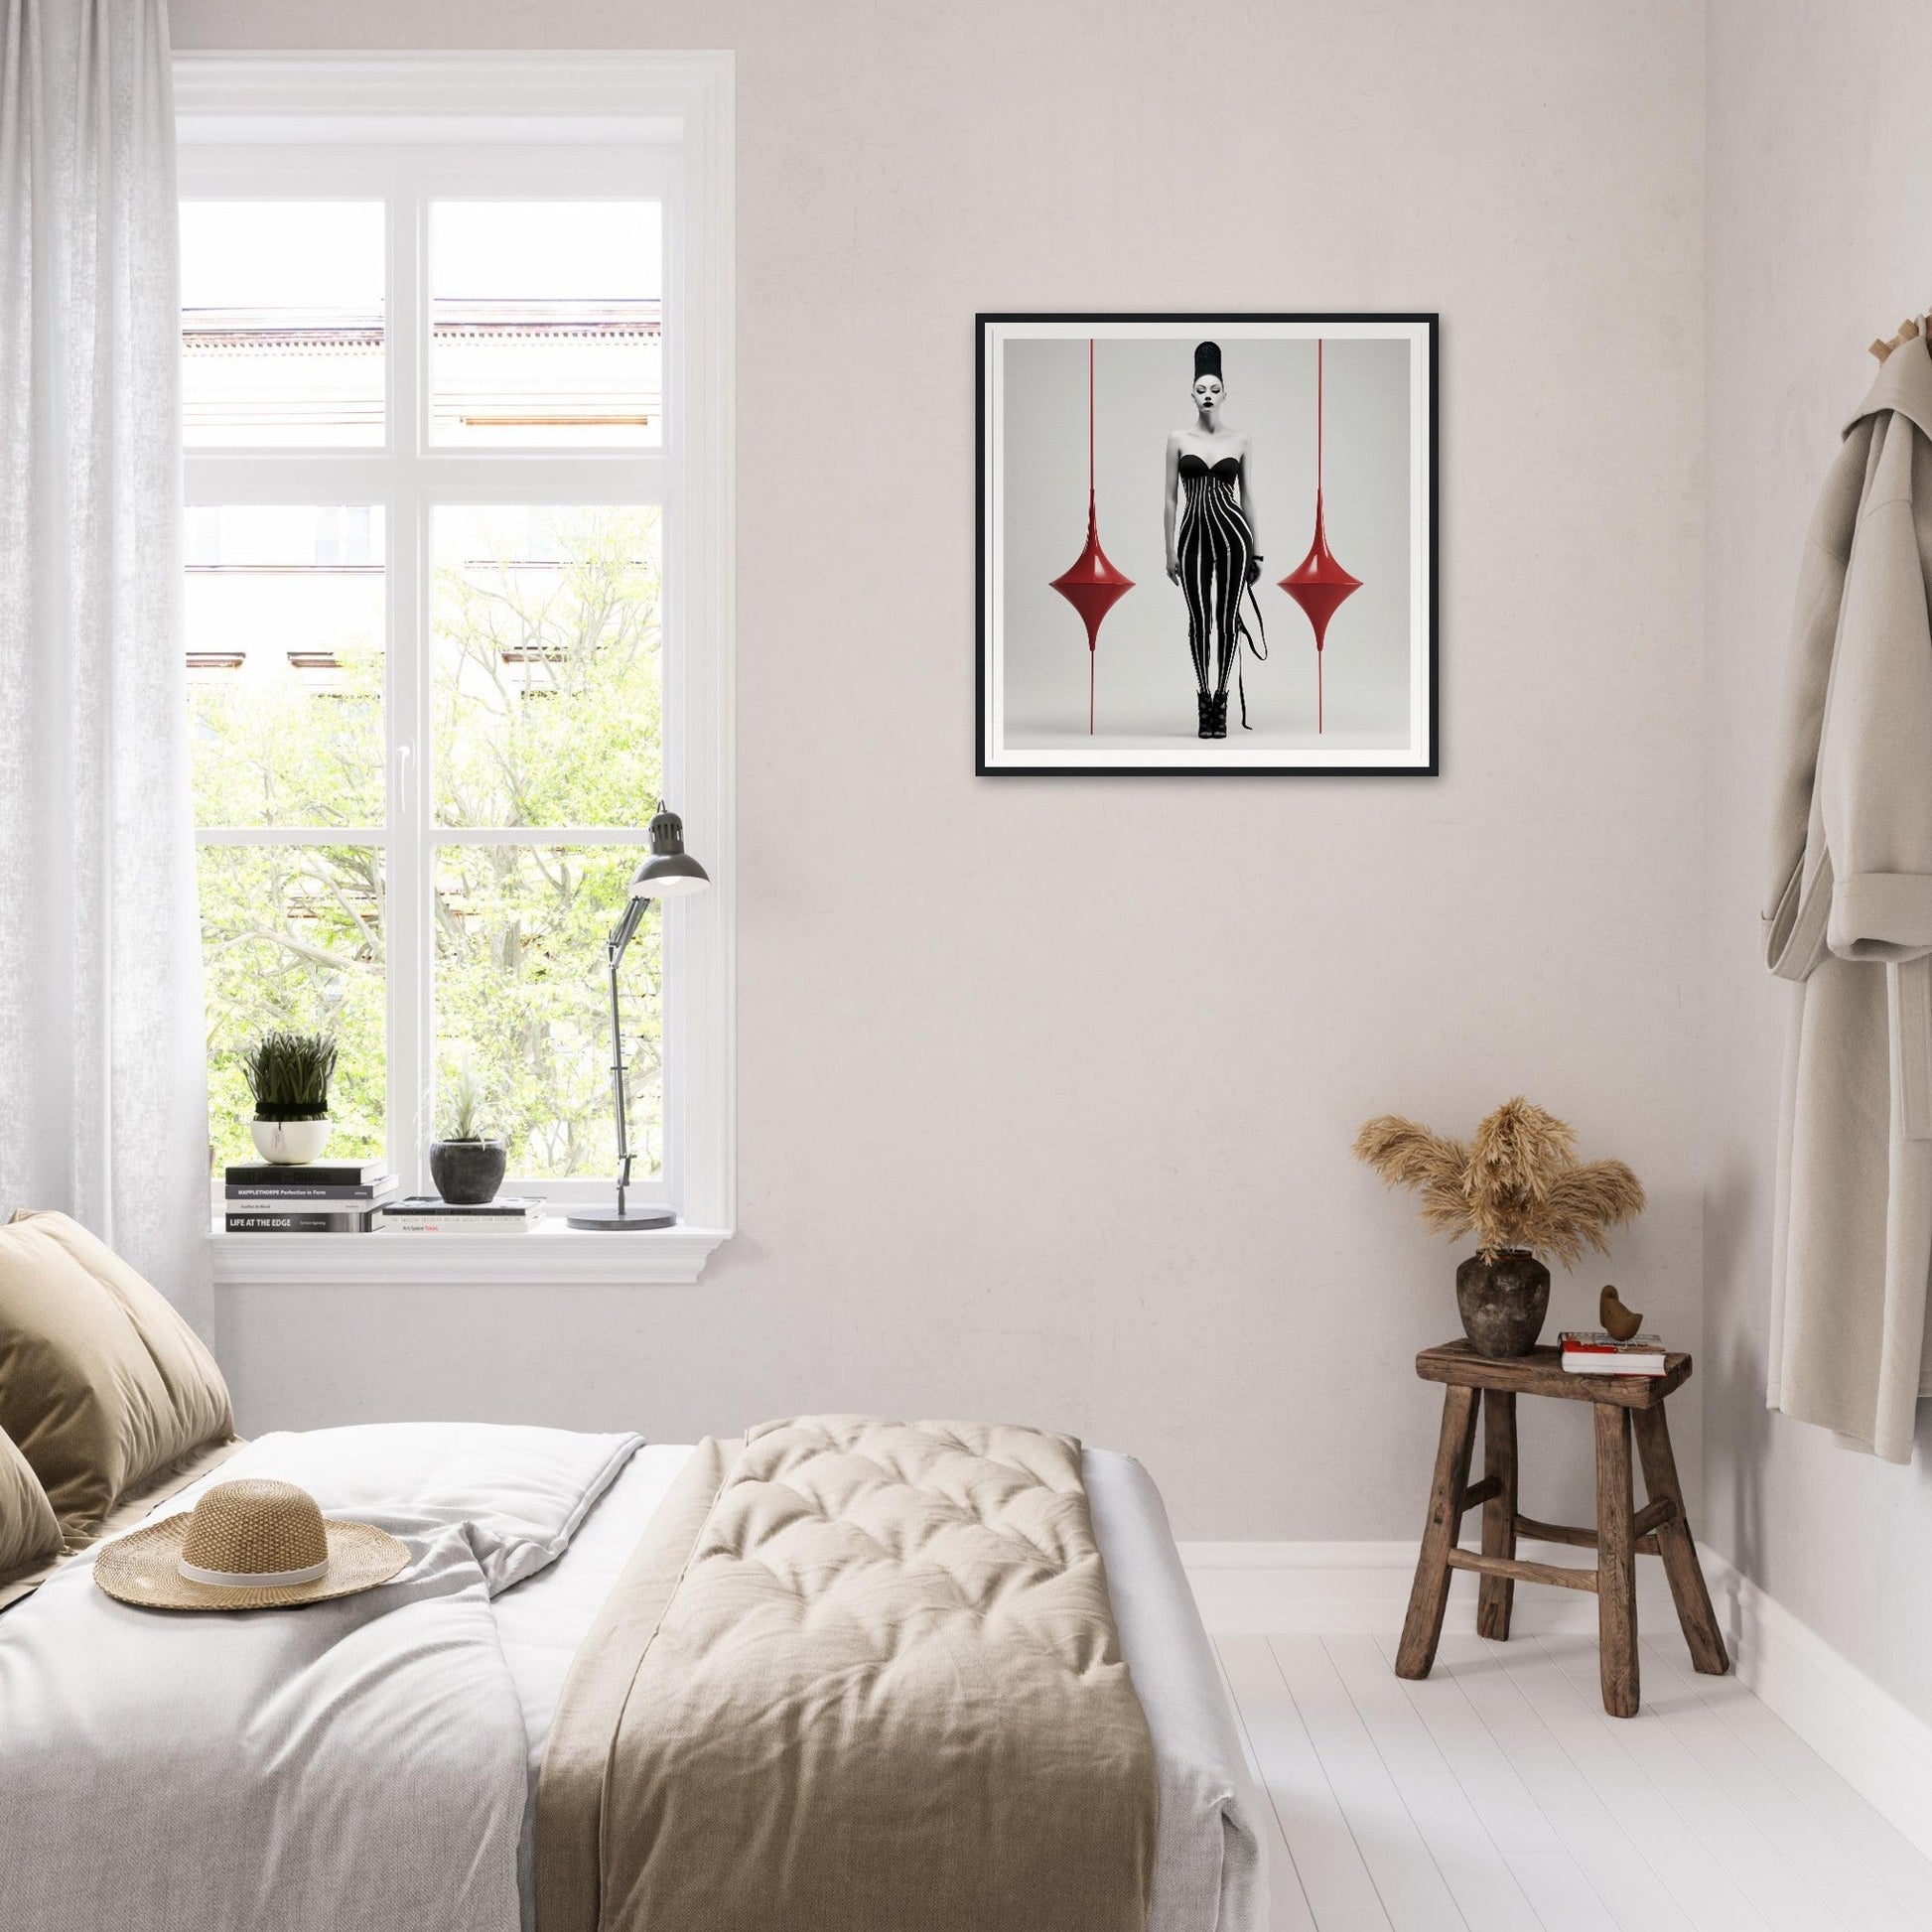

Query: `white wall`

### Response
(173, 0, 1707, 1541)
(1703, 0, 1932, 1726)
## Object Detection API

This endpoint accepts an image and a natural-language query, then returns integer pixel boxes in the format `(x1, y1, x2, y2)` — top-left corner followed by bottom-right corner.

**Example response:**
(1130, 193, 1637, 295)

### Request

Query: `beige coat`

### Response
(1765, 337, 1932, 1461)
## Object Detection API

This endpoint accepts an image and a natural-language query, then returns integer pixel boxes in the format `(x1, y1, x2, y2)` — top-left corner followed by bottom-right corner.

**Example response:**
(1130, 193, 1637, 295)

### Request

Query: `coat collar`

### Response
(1847, 333, 1932, 444)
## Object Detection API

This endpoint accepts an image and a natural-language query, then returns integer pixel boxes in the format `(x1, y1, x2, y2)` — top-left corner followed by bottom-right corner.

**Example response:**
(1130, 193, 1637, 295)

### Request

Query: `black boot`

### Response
(1197, 691, 1228, 739)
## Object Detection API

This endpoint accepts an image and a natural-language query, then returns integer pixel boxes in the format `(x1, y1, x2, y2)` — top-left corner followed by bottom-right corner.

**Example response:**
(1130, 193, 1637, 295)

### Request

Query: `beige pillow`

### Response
(0, 1211, 233, 1534)
(0, 1422, 62, 1585)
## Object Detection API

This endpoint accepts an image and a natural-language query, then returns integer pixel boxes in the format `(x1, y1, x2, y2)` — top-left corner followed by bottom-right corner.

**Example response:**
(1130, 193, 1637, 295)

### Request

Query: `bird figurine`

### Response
(1599, 1285, 1643, 1341)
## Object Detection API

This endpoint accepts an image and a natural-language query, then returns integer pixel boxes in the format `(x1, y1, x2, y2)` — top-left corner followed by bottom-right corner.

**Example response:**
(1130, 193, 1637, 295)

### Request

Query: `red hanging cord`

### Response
(1278, 334, 1361, 738)
(1049, 336, 1134, 736)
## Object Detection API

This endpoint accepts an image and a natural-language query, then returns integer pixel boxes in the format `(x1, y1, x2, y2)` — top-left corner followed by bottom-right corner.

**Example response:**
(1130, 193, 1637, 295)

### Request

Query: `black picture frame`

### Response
(976, 312, 1439, 776)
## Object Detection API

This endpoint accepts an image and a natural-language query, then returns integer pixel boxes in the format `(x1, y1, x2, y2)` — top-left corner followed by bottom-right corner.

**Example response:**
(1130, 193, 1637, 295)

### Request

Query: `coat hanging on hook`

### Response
(1764, 331, 1932, 1461)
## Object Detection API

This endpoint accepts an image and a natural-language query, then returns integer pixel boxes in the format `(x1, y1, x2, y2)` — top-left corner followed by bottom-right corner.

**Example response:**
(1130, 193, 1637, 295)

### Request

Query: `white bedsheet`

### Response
(491, 1444, 1267, 1932)
(0, 1424, 641, 1932)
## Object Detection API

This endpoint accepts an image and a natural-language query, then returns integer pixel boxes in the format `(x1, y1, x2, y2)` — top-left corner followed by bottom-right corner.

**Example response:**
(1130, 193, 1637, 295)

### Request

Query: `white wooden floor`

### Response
(1215, 1629, 1932, 1931)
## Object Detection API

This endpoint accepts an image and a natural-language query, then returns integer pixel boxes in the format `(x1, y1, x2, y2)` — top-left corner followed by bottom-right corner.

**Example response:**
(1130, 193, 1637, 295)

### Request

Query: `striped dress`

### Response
(1177, 452, 1264, 720)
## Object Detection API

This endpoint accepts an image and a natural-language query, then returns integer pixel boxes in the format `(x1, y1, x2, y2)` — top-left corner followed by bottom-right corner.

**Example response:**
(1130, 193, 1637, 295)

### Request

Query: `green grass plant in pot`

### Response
(429, 1069, 508, 1206)
(1353, 1097, 1645, 1357)
(244, 1032, 339, 1166)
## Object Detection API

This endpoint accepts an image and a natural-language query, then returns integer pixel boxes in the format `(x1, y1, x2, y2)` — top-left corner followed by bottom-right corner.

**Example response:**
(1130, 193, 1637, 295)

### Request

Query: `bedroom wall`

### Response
(172, 0, 1707, 1541)
(1702, 0, 1932, 1725)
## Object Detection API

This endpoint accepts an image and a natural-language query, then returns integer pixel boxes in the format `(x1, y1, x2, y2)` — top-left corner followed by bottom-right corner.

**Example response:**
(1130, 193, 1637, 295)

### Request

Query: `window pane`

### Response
(181, 203, 384, 447)
(187, 507, 385, 829)
(430, 203, 661, 447)
(432, 506, 661, 829)
(199, 844, 386, 1168)
(434, 845, 659, 1180)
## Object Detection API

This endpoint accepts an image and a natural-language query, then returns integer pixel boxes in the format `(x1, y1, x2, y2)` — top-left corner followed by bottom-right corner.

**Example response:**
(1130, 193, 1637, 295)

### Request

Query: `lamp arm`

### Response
(607, 935, 632, 1216)
(609, 893, 648, 961)
(605, 895, 652, 1218)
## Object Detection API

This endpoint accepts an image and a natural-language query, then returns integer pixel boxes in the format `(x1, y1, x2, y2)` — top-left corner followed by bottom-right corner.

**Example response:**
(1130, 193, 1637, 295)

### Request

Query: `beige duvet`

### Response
(536, 1417, 1159, 1932)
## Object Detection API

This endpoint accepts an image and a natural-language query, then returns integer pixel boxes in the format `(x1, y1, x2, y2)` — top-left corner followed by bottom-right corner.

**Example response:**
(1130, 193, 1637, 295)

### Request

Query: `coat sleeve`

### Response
(1763, 430, 1864, 980)
(1821, 415, 1932, 963)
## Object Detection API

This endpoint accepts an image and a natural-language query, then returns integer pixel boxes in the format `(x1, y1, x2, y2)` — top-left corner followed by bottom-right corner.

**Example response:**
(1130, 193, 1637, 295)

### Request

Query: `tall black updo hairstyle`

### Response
(1192, 341, 1224, 384)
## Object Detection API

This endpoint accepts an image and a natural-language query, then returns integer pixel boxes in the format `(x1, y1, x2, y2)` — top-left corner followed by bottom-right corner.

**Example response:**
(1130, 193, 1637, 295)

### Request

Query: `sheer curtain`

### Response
(0, 0, 209, 1328)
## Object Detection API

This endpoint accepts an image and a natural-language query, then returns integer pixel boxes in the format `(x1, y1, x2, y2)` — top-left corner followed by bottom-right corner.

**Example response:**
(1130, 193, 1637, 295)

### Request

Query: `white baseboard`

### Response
(1179, 1537, 1932, 1866)
(1698, 1545, 1932, 1864)
(1176, 1537, 1678, 1637)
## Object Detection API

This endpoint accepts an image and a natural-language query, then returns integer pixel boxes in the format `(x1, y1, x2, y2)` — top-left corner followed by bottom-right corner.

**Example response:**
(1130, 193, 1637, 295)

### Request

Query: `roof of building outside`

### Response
(183, 297, 662, 349)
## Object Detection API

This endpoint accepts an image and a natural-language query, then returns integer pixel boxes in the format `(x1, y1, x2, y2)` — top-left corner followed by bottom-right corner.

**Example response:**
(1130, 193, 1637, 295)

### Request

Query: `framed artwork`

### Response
(977, 313, 1438, 775)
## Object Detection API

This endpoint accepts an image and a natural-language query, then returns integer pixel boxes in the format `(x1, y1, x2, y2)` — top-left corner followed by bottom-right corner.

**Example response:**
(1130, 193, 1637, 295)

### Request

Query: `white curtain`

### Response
(0, 0, 209, 1328)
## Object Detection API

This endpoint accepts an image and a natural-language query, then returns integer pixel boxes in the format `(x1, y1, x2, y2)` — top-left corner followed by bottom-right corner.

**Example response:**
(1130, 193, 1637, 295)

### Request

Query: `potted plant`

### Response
(243, 1031, 339, 1166)
(428, 1068, 507, 1206)
(1353, 1097, 1645, 1357)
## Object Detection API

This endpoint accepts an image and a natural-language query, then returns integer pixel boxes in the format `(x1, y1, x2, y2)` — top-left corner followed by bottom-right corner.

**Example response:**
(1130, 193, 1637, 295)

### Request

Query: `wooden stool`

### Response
(1394, 1339, 1727, 1718)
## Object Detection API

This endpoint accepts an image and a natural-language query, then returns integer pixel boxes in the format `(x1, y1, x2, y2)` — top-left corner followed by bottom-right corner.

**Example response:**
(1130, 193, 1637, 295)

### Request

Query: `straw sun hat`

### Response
(94, 1477, 409, 1611)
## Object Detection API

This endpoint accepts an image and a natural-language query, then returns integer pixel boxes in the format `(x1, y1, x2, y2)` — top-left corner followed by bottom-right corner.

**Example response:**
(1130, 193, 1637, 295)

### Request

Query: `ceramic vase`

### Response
(428, 1139, 507, 1206)
(1454, 1249, 1551, 1357)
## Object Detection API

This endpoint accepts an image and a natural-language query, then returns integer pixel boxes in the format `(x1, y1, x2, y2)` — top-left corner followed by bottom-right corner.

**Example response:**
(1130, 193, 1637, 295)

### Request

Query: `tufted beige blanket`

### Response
(534, 1417, 1159, 1932)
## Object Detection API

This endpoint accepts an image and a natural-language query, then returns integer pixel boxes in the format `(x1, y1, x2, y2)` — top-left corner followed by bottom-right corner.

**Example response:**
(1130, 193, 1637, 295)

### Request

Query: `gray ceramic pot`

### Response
(427, 1138, 507, 1206)
(1454, 1249, 1551, 1357)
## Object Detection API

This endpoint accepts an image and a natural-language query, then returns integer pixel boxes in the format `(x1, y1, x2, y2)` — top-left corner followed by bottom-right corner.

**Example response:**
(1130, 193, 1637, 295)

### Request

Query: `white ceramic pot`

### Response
(250, 1118, 333, 1165)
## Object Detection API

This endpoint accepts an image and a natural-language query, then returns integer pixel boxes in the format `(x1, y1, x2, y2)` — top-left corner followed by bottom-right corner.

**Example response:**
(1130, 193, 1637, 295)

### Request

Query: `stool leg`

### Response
(1476, 1389, 1518, 1641)
(1593, 1403, 1640, 1718)
(1397, 1384, 1478, 1680)
(1632, 1405, 1729, 1676)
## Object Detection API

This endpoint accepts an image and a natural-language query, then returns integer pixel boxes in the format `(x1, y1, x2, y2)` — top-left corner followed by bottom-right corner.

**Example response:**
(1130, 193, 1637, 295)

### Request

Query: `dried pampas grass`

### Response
(1351, 1116, 1471, 1238)
(1353, 1096, 1644, 1266)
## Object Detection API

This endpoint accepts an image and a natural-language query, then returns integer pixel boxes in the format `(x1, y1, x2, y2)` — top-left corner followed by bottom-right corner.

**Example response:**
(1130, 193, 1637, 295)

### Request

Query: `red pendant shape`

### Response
(1279, 488, 1361, 648)
(1280, 488, 1360, 733)
(1050, 493, 1136, 647)
(1050, 490, 1135, 732)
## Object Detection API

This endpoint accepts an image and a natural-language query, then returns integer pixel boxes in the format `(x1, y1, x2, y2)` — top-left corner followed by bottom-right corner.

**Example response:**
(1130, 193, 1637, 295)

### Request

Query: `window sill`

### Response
(208, 1220, 731, 1286)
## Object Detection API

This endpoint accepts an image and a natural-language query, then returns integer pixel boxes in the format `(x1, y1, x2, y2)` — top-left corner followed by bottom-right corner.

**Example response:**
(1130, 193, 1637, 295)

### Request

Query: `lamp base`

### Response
(565, 1205, 678, 1231)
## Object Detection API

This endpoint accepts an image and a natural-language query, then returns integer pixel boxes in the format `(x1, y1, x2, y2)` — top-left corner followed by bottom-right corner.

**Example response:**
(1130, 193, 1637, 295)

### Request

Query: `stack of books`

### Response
(1559, 1329, 1669, 1376)
(379, 1195, 546, 1235)
(223, 1160, 396, 1233)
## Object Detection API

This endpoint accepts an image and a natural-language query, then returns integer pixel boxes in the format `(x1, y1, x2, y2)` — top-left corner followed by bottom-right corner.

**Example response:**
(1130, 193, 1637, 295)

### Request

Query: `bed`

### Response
(0, 1204, 1263, 1932)
(0, 1420, 1267, 1932)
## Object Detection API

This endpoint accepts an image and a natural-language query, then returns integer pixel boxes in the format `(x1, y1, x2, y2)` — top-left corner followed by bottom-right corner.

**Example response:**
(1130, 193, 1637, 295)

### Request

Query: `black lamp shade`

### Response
(629, 806, 711, 899)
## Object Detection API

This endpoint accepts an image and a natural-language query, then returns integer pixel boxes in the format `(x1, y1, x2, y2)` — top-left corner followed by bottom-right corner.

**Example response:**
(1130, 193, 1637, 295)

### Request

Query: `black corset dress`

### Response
(1177, 453, 1266, 726)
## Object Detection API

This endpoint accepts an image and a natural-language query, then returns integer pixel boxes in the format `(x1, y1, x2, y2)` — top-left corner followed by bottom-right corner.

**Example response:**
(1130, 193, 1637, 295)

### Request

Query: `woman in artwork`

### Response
(1165, 341, 1266, 738)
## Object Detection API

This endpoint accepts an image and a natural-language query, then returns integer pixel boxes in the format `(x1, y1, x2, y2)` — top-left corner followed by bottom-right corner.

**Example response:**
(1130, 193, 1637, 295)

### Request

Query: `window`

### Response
(177, 56, 734, 1279)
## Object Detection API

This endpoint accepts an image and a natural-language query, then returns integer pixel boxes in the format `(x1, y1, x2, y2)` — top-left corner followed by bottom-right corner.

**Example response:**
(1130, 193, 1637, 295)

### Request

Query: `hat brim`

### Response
(93, 1514, 410, 1611)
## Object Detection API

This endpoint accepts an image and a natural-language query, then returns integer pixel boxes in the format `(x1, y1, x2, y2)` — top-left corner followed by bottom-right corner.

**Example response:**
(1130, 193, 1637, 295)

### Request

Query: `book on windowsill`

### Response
(225, 1179, 398, 1205)
(224, 1207, 381, 1234)
(378, 1196, 547, 1234)
(224, 1160, 390, 1190)
(1558, 1329, 1668, 1375)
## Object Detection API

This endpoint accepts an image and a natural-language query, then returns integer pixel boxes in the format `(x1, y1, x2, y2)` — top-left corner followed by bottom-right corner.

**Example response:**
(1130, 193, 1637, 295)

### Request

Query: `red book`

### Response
(1558, 1329, 1667, 1375)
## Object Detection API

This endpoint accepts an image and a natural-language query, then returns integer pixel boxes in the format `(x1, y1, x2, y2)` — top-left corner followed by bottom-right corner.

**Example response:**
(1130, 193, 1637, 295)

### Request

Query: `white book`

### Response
(1562, 1353, 1666, 1375)
(376, 1215, 533, 1235)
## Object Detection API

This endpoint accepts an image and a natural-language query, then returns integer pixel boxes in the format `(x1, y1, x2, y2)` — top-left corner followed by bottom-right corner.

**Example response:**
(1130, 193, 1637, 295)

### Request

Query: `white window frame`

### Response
(179, 54, 735, 1285)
